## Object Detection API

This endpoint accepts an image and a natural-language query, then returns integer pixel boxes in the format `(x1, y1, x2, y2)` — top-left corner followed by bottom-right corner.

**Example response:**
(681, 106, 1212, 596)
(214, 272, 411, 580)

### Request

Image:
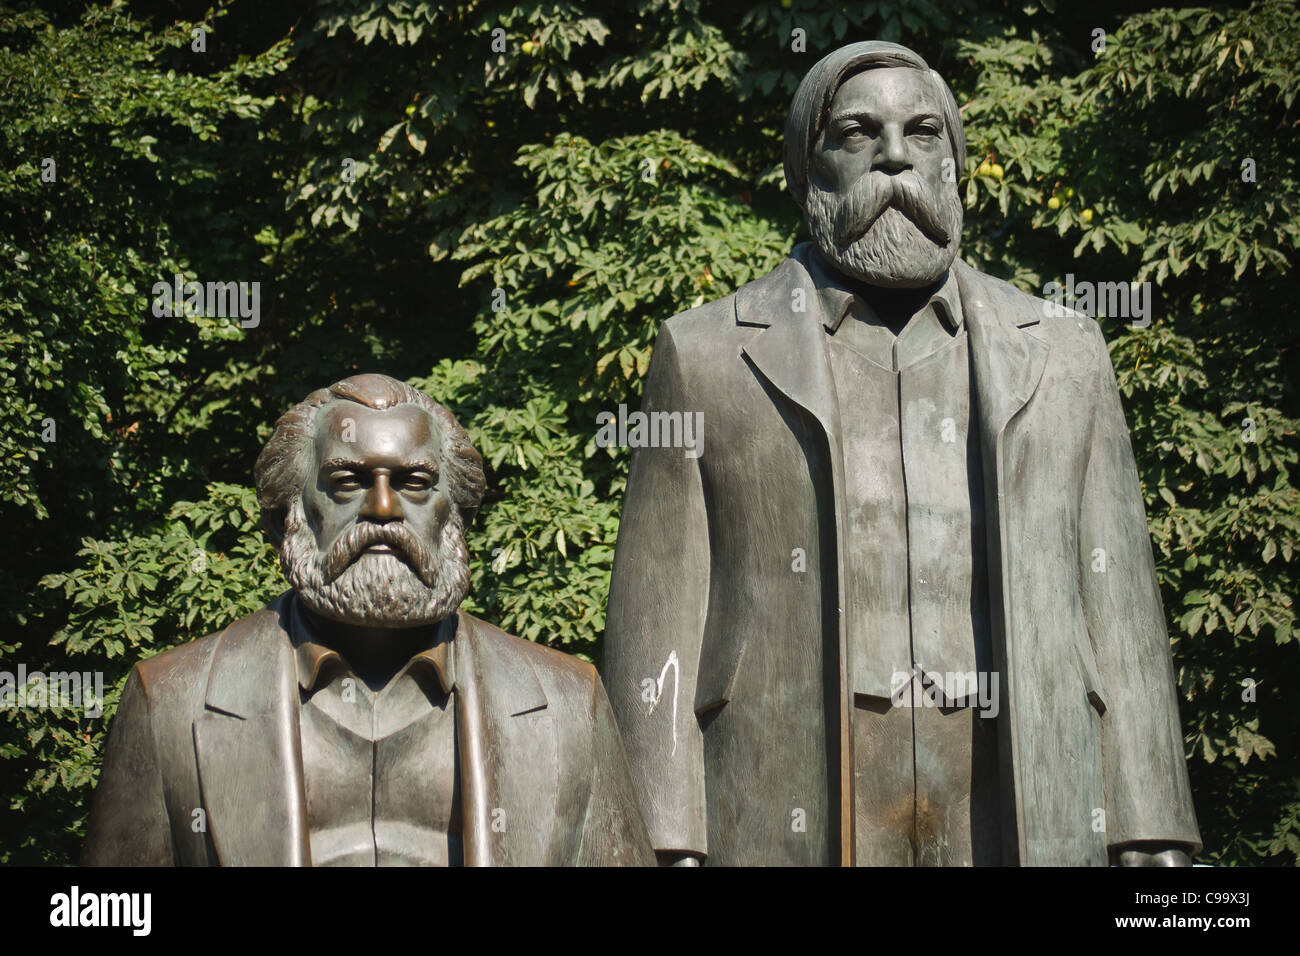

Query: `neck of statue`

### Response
(839, 270, 942, 333)
(299, 602, 449, 689)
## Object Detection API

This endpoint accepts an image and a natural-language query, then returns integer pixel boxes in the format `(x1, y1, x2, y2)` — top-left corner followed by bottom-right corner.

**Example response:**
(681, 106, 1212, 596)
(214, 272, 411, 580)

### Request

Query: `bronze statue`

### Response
(603, 41, 1201, 866)
(84, 374, 653, 866)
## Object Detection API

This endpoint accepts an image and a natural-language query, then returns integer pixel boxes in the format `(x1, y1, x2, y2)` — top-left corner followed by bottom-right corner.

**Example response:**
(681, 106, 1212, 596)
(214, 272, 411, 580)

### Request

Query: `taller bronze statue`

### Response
(603, 41, 1201, 866)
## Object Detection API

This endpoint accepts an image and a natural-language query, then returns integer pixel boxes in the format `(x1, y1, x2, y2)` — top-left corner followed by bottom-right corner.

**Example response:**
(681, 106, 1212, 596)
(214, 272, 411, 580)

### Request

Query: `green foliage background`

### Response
(1, 0, 1296, 865)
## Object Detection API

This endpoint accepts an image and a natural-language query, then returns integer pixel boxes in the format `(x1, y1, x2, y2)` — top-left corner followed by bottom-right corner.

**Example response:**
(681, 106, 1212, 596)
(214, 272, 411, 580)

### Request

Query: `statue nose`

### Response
(875, 127, 911, 172)
(360, 473, 403, 521)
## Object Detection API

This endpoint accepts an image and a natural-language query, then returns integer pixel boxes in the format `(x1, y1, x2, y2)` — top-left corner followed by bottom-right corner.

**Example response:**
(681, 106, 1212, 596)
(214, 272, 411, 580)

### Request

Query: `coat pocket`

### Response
(1071, 631, 1107, 718)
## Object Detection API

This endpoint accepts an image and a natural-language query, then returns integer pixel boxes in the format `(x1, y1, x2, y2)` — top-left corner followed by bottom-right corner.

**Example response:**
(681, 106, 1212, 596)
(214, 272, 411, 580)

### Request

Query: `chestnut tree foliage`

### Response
(1, 0, 1295, 864)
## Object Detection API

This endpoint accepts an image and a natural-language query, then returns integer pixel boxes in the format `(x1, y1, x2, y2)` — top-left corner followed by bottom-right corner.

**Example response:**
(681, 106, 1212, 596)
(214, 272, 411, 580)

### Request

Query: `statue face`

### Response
(305, 403, 450, 568)
(279, 401, 471, 629)
(805, 66, 963, 288)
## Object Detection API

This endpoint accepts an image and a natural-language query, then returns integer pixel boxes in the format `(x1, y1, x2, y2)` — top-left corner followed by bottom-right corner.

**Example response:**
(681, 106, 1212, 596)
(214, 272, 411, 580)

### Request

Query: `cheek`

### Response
(813, 149, 872, 193)
(303, 490, 325, 530)
(810, 146, 831, 183)
(810, 137, 846, 186)
(304, 489, 345, 543)
(917, 150, 947, 176)
(913, 140, 952, 173)
(410, 493, 450, 533)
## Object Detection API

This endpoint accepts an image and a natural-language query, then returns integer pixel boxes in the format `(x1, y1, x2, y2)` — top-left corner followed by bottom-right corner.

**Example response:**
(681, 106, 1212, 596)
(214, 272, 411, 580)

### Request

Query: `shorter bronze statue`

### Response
(83, 373, 653, 866)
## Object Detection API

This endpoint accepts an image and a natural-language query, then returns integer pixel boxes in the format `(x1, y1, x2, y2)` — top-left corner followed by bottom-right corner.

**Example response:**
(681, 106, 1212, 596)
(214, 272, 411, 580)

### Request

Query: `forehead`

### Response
(314, 402, 440, 464)
(828, 66, 941, 119)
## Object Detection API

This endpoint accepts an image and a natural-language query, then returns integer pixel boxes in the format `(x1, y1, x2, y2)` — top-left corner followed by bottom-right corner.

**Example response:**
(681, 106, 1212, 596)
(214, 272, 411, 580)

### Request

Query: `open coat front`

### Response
(603, 244, 1201, 865)
(83, 597, 653, 866)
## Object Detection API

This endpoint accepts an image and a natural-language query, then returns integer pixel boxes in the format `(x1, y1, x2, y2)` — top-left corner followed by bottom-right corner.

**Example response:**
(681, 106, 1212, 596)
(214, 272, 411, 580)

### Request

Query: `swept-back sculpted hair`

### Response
(783, 41, 966, 210)
(254, 373, 485, 547)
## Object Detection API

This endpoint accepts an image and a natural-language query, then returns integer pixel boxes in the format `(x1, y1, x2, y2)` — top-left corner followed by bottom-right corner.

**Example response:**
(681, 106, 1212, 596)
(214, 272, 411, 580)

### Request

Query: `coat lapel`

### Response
(740, 250, 1051, 465)
(736, 248, 855, 864)
(193, 594, 311, 866)
(455, 613, 559, 866)
(194, 601, 561, 867)
(737, 252, 843, 447)
(952, 259, 1051, 456)
(951, 258, 1051, 866)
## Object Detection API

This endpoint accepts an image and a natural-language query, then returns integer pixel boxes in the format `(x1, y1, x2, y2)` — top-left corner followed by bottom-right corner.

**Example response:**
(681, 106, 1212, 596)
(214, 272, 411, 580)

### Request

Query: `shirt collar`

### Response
(290, 599, 457, 696)
(804, 247, 963, 335)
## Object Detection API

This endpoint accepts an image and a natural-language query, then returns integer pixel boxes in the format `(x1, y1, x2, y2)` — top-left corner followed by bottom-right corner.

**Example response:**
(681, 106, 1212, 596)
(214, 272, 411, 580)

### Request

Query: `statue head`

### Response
(254, 373, 485, 629)
(784, 41, 966, 288)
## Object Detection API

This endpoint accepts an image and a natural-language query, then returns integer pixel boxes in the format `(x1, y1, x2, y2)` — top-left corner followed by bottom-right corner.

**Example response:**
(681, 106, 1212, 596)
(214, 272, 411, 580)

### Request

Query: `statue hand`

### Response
(656, 851, 703, 867)
(1115, 843, 1193, 867)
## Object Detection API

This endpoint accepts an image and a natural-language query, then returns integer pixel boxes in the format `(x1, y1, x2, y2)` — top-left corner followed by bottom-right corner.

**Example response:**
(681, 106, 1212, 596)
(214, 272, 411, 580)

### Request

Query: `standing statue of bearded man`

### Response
(603, 41, 1201, 867)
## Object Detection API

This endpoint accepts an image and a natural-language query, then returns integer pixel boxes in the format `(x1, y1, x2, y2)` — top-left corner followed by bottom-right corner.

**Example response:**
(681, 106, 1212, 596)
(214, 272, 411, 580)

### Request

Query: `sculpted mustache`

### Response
(321, 521, 438, 587)
(834, 174, 952, 248)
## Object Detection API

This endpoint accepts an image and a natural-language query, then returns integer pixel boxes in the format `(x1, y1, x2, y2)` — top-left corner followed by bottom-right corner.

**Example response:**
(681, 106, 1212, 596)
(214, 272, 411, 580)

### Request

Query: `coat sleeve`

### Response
(602, 321, 711, 860)
(576, 671, 658, 866)
(82, 667, 175, 866)
(1077, 322, 1203, 854)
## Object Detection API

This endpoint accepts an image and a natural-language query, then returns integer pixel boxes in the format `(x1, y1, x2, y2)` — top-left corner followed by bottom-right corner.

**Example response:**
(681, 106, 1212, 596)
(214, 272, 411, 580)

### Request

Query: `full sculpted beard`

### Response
(805, 168, 963, 288)
(279, 497, 470, 628)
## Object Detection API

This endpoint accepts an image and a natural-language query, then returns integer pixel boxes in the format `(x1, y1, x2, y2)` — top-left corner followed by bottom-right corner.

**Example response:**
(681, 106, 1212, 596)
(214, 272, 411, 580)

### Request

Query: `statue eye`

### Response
(402, 471, 436, 492)
(331, 472, 363, 492)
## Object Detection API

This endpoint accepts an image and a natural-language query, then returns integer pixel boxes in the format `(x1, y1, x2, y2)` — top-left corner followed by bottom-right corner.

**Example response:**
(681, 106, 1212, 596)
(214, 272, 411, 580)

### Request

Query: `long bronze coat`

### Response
(83, 596, 654, 866)
(603, 244, 1202, 865)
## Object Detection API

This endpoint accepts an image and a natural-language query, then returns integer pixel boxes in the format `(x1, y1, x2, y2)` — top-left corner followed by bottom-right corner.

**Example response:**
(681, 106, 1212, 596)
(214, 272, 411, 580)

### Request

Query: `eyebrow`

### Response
(829, 109, 944, 127)
(319, 458, 440, 474)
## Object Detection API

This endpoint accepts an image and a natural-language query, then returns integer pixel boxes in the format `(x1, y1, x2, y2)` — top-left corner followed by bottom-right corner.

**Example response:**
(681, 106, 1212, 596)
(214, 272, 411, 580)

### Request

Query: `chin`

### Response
(295, 579, 453, 630)
(285, 546, 468, 630)
(804, 177, 964, 289)
(815, 208, 959, 288)
(279, 497, 471, 630)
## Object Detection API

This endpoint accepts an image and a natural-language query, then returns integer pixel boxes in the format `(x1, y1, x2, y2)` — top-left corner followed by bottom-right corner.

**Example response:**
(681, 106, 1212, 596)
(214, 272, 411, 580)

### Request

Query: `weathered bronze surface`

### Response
(603, 41, 1201, 866)
(84, 373, 654, 866)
